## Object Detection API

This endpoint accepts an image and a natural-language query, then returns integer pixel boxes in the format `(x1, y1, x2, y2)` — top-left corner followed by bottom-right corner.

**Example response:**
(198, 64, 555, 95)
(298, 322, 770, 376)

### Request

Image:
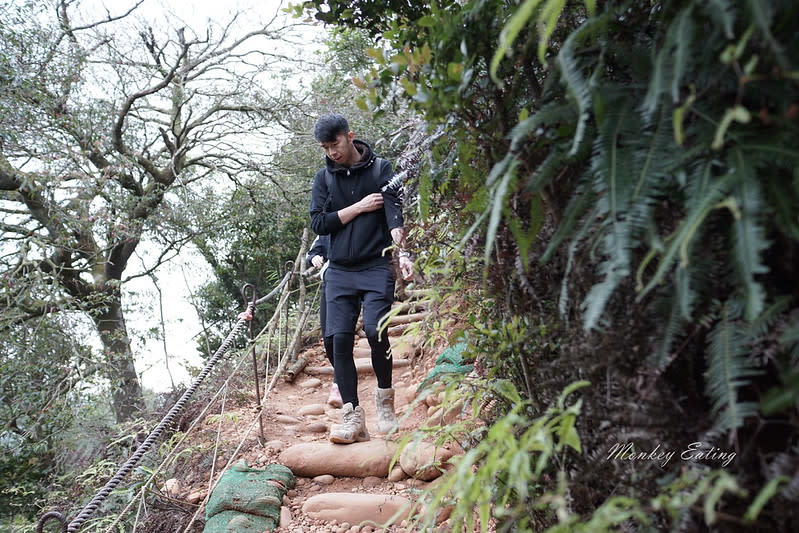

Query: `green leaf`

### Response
(744, 476, 789, 523)
(760, 370, 799, 415)
(673, 87, 696, 145)
(711, 106, 751, 150)
(538, 0, 567, 64)
(557, 414, 582, 452)
(490, 0, 545, 84)
(483, 156, 519, 267)
(417, 15, 436, 27)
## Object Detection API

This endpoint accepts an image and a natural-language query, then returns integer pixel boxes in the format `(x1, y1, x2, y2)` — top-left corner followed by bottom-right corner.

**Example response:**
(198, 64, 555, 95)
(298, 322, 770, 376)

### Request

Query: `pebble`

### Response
(314, 474, 335, 485)
(299, 403, 326, 416)
(362, 476, 382, 488)
(264, 440, 285, 451)
(277, 414, 302, 424)
(306, 422, 328, 433)
(299, 378, 323, 389)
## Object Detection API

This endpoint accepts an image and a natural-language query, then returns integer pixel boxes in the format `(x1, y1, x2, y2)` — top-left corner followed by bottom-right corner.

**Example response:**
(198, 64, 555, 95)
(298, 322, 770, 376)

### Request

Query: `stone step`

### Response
(301, 492, 412, 527)
(278, 440, 398, 478)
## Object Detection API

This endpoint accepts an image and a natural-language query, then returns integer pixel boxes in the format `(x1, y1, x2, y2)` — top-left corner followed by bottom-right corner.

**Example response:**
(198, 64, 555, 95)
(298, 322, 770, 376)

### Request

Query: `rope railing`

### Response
(37, 270, 293, 533)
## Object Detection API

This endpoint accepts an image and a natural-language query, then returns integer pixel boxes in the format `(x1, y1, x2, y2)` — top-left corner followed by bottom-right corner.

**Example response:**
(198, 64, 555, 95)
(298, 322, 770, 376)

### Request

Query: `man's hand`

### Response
(357, 193, 384, 213)
(238, 308, 253, 321)
(399, 255, 414, 281)
(311, 255, 325, 268)
(337, 192, 384, 225)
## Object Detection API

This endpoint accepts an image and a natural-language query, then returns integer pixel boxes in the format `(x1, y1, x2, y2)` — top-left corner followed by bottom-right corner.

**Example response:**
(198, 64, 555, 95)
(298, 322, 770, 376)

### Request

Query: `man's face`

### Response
(320, 131, 358, 167)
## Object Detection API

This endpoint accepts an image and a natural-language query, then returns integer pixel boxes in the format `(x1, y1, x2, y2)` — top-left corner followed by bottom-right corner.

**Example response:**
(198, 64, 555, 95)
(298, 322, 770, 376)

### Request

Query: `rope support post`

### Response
(241, 283, 266, 445)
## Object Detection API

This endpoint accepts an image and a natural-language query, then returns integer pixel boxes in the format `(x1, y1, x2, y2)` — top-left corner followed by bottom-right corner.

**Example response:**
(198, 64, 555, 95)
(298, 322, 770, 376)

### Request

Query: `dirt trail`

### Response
(223, 301, 440, 533)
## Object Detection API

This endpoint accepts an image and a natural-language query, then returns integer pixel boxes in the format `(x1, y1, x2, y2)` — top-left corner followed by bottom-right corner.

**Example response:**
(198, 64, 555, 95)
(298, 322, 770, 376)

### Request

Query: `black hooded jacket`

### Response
(309, 140, 404, 271)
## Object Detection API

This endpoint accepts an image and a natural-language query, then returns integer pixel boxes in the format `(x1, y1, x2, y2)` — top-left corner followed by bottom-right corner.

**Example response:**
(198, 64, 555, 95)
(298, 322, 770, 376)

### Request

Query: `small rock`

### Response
(403, 385, 417, 404)
(186, 490, 205, 504)
(299, 404, 326, 416)
(362, 476, 382, 488)
(399, 441, 458, 481)
(425, 393, 442, 408)
(163, 478, 181, 497)
(387, 465, 408, 482)
(280, 506, 292, 528)
(277, 414, 302, 425)
(305, 422, 328, 433)
(314, 474, 335, 485)
(264, 440, 285, 451)
(299, 378, 323, 389)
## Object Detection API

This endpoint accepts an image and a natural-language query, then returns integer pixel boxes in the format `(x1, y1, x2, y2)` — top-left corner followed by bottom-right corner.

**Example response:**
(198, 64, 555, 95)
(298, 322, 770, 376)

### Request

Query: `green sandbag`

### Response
(204, 460, 295, 528)
(203, 510, 276, 533)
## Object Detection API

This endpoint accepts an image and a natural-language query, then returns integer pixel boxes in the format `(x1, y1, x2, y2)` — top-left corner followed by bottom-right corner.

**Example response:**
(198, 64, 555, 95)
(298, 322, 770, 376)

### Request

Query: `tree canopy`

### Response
(0, 0, 314, 422)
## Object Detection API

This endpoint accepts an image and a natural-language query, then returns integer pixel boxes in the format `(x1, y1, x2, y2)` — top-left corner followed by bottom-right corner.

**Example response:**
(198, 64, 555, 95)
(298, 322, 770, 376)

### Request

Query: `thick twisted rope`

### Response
(63, 272, 291, 532)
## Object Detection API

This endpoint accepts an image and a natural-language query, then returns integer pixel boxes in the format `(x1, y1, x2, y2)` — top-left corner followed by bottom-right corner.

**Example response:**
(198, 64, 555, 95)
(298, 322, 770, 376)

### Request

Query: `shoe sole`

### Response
(329, 433, 370, 444)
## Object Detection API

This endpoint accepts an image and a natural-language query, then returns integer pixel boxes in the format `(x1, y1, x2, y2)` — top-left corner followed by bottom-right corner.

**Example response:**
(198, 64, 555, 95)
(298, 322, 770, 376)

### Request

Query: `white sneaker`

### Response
(329, 403, 370, 444)
(375, 387, 398, 434)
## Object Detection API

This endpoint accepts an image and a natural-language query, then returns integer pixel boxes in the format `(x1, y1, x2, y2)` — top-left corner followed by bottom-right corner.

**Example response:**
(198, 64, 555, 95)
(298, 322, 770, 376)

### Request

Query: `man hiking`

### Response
(309, 113, 413, 444)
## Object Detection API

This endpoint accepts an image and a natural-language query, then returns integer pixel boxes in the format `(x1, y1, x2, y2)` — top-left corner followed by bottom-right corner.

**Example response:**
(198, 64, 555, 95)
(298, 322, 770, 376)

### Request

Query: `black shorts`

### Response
(324, 264, 395, 336)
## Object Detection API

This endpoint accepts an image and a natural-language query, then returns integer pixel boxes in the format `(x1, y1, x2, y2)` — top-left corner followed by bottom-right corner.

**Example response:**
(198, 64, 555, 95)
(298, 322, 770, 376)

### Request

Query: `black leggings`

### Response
(332, 327, 392, 407)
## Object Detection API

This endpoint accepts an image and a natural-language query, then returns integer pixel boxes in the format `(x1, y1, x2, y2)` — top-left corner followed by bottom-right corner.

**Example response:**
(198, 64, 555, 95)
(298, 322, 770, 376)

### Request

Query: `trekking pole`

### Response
(241, 283, 265, 445)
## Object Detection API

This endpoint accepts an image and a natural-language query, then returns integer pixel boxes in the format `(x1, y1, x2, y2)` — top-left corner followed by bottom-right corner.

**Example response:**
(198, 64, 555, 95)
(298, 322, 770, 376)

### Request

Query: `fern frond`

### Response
(754, 148, 799, 241)
(581, 225, 631, 330)
(747, 0, 789, 71)
(729, 150, 770, 321)
(484, 157, 520, 266)
(675, 264, 697, 320)
(508, 101, 577, 152)
(558, 203, 600, 319)
(705, 302, 761, 438)
(642, 5, 695, 116)
(650, 293, 687, 370)
(541, 179, 597, 263)
(490, 0, 545, 84)
(556, 14, 608, 155)
(746, 296, 791, 338)
(704, 0, 737, 39)
(638, 162, 735, 300)
(580, 99, 638, 329)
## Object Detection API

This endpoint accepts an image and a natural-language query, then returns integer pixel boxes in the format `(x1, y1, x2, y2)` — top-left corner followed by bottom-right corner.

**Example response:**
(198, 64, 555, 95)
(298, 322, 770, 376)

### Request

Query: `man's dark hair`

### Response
(314, 113, 349, 143)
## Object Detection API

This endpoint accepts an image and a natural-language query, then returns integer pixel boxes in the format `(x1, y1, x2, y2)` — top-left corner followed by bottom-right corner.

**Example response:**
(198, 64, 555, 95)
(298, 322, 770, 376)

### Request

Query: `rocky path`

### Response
(208, 299, 457, 533)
